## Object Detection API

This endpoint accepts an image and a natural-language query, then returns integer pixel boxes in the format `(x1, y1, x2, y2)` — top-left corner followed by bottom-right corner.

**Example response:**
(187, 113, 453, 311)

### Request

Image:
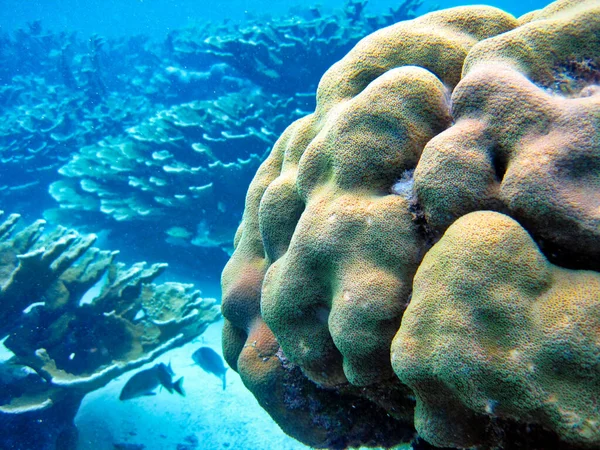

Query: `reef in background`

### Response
(0, 0, 425, 282)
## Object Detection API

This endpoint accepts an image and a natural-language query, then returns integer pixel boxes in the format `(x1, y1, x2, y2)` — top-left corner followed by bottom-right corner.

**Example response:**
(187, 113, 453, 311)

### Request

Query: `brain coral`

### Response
(221, 0, 599, 448)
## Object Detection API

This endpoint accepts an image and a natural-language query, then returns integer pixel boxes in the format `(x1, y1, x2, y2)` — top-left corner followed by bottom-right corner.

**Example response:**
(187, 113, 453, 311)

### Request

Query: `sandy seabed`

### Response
(75, 319, 309, 450)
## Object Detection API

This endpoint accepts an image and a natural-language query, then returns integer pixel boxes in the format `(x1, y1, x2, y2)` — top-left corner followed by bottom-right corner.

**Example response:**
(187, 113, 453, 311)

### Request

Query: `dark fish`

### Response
(192, 347, 227, 390)
(119, 362, 184, 400)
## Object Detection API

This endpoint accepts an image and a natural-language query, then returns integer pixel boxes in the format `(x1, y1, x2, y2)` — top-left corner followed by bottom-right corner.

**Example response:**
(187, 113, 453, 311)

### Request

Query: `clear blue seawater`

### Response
(2, 0, 552, 38)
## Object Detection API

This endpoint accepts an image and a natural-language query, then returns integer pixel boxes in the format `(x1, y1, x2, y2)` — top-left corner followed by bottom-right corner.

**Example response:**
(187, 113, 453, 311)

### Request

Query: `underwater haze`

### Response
(1, 0, 552, 37)
(1, 0, 599, 450)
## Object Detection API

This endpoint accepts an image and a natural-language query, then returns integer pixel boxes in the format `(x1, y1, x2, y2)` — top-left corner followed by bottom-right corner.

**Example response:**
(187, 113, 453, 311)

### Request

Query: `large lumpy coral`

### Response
(392, 211, 600, 449)
(221, 0, 599, 448)
(414, 0, 600, 268)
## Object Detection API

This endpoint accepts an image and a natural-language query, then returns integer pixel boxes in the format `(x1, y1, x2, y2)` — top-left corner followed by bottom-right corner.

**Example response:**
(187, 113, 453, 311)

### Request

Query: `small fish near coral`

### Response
(119, 363, 185, 400)
(191, 347, 227, 390)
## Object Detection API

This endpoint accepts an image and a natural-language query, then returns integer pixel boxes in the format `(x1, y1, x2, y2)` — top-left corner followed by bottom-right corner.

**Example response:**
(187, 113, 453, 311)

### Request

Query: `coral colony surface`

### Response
(221, 0, 600, 449)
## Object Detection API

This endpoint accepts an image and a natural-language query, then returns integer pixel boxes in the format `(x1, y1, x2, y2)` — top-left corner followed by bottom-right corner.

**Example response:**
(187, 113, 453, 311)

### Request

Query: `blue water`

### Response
(0, 0, 572, 449)
(2, 0, 552, 38)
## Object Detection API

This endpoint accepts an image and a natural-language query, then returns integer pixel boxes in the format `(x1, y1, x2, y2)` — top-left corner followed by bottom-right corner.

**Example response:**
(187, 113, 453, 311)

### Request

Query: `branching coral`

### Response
(0, 77, 154, 202)
(48, 90, 312, 252)
(1, 2, 425, 262)
(0, 211, 221, 450)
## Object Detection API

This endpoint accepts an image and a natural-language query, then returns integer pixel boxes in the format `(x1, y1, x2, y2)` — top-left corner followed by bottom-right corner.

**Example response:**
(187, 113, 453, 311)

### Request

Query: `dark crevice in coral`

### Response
(409, 416, 594, 450)
(409, 198, 439, 258)
(269, 353, 416, 449)
(510, 211, 600, 273)
(357, 378, 417, 422)
(491, 148, 508, 183)
(410, 436, 455, 450)
(551, 56, 600, 96)
(485, 417, 590, 450)
(535, 234, 600, 273)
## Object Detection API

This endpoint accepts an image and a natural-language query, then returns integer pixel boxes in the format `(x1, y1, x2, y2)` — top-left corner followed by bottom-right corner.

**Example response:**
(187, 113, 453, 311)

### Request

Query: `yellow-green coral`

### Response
(261, 66, 450, 388)
(221, 0, 599, 448)
(392, 211, 600, 448)
(222, 4, 517, 446)
(414, 0, 600, 263)
(224, 2, 517, 389)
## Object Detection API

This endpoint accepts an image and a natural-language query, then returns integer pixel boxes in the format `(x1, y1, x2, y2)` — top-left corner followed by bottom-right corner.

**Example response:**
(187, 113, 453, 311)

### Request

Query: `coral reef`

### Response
(172, 0, 425, 94)
(48, 90, 312, 253)
(221, 0, 599, 448)
(0, 23, 246, 212)
(0, 211, 221, 450)
(0, 77, 154, 204)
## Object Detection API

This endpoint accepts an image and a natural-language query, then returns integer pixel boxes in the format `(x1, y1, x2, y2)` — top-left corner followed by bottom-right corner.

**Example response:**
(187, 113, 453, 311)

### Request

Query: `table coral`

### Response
(173, 0, 424, 95)
(49, 90, 310, 253)
(0, 211, 221, 450)
(221, 0, 599, 448)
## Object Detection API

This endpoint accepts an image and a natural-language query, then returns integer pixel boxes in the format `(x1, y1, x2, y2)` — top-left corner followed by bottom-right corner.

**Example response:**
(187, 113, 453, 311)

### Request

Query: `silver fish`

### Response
(192, 347, 227, 390)
(119, 362, 184, 400)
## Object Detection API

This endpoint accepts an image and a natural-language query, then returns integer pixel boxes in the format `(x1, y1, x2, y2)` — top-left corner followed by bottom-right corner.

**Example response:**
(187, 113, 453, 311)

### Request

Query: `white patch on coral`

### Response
(390, 169, 416, 201)
(80, 272, 108, 306)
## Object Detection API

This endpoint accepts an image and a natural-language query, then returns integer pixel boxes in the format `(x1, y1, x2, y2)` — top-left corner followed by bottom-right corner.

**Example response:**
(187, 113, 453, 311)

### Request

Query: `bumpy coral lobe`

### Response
(392, 211, 600, 448)
(414, 0, 600, 268)
(221, 5, 518, 447)
(396, 2, 600, 447)
(261, 67, 451, 388)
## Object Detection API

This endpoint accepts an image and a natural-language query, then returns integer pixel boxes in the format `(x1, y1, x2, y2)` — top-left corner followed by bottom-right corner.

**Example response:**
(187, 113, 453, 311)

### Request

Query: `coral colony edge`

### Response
(221, 0, 600, 449)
